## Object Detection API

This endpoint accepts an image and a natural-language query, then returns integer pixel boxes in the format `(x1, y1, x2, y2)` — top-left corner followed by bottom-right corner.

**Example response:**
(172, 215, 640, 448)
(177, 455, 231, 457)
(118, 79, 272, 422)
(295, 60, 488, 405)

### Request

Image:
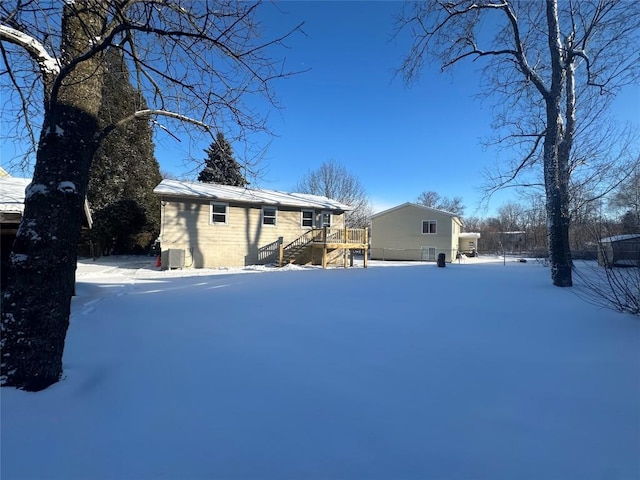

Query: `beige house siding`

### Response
(370, 203, 462, 262)
(159, 198, 345, 268)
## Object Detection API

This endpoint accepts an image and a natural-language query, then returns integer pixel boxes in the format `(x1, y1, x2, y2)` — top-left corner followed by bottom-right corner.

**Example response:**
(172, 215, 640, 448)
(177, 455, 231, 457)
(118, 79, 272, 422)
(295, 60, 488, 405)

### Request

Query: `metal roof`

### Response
(601, 234, 640, 243)
(153, 179, 352, 211)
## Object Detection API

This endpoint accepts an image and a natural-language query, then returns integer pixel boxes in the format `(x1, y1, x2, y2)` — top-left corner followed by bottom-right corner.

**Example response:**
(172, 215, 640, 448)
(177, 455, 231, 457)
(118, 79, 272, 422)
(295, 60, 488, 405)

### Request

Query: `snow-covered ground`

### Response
(2, 256, 639, 480)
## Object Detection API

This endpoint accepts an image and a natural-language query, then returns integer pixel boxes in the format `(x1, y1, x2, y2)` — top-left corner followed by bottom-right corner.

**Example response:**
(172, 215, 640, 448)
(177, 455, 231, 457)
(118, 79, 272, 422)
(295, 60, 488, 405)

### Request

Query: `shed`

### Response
(598, 234, 640, 267)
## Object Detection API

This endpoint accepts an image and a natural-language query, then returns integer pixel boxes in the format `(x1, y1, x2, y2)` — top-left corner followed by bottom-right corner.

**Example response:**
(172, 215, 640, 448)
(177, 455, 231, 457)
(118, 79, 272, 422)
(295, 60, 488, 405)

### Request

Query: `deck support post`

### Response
(364, 227, 369, 268)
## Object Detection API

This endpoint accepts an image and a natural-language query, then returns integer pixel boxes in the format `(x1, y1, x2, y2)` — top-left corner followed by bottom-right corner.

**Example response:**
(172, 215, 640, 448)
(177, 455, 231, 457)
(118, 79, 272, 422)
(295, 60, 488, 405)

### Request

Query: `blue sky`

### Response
(3, 1, 638, 216)
(159, 1, 510, 215)
(158, 0, 639, 216)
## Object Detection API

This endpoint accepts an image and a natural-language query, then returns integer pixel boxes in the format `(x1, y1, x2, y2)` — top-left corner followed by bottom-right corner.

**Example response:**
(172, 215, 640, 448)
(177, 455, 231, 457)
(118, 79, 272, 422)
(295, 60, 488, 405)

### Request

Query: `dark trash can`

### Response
(437, 253, 446, 267)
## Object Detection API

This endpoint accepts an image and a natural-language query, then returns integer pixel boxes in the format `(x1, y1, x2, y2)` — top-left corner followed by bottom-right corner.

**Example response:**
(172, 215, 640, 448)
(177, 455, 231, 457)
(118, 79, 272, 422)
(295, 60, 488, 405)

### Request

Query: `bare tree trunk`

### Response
(1, 1, 106, 391)
(544, 0, 572, 287)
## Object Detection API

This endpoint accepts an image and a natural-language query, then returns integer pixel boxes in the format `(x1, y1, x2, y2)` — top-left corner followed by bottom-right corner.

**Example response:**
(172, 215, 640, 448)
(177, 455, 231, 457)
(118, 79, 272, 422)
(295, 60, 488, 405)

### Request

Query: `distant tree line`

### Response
(463, 178, 638, 258)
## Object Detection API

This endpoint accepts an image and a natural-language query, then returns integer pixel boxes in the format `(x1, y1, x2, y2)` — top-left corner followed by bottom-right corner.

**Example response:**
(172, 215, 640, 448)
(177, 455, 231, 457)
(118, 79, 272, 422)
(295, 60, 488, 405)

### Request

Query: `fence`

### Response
(370, 247, 457, 262)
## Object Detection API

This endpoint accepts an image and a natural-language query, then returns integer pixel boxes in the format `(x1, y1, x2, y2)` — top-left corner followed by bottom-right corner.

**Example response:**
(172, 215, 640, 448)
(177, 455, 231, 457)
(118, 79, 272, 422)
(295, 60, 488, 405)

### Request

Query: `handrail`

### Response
(282, 229, 317, 252)
(279, 227, 369, 266)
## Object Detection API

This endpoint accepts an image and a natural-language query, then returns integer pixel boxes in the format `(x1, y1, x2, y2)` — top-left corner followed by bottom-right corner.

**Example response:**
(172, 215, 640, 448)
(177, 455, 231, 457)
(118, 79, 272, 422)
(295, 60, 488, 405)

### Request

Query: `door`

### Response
(421, 246, 436, 261)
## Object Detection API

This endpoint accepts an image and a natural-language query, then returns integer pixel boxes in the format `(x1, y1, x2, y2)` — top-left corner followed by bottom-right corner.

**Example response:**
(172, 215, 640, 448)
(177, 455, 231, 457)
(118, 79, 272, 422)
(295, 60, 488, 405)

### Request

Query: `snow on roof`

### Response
(601, 234, 640, 243)
(0, 176, 93, 228)
(459, 232, 481, 239)
(0, 177, 31, 214)
(371, 202, 462, 220)
(153, 179, 353, 211)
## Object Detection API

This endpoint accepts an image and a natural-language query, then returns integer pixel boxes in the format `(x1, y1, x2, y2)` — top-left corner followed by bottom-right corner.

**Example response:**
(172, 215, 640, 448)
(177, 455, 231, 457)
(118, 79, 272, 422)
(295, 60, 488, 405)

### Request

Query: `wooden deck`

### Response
(279, 227, 369, 268)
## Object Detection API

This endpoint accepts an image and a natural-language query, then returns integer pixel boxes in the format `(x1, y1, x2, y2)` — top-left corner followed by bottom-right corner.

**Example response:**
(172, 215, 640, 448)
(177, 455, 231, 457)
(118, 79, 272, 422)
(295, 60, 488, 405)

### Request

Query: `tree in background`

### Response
(88, 48, 162, 255)
(197, 132, 248, 187)
(416, 191, 465, 216)
(0, 1, 302, 391)
(295, 160, 373, 229)
(398, 0, 640, 287)
(609, 163, 640, 233)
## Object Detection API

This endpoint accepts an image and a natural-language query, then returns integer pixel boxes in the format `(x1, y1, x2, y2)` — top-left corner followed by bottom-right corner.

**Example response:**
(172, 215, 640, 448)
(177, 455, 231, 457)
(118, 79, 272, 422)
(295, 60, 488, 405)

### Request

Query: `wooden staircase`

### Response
(279, 227, 368, 268)
(279, 230, 319, 265)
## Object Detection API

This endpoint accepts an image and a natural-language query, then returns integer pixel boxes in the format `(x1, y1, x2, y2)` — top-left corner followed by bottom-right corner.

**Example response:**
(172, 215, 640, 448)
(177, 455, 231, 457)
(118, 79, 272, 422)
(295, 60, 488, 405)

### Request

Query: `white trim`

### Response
(262, 206, 277, 226)
(371, 202, 460, 219)
(422, 220, 437, 234)
(210, 202, 228, 225)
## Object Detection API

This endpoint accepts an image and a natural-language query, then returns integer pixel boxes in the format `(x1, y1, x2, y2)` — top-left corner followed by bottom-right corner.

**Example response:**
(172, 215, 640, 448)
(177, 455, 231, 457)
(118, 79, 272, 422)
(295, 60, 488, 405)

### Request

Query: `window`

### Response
(421, 246, 436, 261)
(301, 209, 314, 228)
(262, 206, 277, 226)
(210, 202, 228, 224)
(321, 211, 331, 227)
(422, 220, 437, 234)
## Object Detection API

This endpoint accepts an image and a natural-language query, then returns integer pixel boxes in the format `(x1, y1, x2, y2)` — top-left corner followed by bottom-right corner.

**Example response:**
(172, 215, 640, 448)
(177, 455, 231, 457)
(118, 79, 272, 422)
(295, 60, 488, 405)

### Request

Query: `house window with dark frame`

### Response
(262, 206, 277, 226)
(422, 220, 437, 234)
(210, 202, 228, 224)
(301, 209, 314, 228)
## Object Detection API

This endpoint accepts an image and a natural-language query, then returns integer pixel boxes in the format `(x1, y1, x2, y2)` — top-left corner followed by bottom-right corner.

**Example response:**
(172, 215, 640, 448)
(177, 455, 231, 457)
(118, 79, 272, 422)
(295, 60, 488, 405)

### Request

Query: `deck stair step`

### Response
(278, 227, 369, 268)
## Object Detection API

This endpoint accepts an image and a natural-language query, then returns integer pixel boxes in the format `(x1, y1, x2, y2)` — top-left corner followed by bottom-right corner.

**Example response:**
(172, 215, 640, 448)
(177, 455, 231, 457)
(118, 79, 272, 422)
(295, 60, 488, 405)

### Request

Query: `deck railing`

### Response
(282, 229, 317, 254)
(278, 227, 369, 267)
(311, 227, 368, 245)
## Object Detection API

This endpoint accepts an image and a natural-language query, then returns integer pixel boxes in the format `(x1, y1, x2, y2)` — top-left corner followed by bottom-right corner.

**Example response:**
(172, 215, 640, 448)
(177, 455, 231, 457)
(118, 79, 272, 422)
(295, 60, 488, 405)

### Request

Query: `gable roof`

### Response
(371, 202, 463, 224)
(153, 179, 352, 211)
(0, 176, 93, 228)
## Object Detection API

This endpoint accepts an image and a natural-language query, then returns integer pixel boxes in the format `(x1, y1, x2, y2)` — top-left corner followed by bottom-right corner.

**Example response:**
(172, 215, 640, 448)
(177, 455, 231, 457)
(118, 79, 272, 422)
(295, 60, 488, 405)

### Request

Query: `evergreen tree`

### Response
(197, 132, 248, 186)
(1, 1, 300, 391)
(87, 48, 162, 255)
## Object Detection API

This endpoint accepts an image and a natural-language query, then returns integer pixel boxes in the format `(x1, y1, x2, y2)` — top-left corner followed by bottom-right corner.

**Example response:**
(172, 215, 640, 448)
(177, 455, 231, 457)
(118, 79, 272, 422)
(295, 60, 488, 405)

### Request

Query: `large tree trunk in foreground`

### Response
(545, 159, 573, 287)
(543, 0, 573, 287)
(1, 1, 106, 391)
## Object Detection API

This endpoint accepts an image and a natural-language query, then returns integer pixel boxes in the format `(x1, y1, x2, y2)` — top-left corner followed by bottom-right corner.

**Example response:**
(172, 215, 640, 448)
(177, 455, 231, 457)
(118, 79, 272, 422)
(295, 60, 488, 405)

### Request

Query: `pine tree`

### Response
(197, 132, 248, 186)
(87, 47, 162, 255)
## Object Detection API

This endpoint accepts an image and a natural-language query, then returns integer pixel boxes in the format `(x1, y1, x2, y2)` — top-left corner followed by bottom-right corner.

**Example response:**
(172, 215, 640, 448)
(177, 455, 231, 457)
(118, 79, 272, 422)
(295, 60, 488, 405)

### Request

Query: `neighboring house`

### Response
(598, 234, 640, 267)
(1, 176, 93, 287)
(370, 202, 475, 263)
(0, 177, 32, 264)
(153, 179, 366, 268)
